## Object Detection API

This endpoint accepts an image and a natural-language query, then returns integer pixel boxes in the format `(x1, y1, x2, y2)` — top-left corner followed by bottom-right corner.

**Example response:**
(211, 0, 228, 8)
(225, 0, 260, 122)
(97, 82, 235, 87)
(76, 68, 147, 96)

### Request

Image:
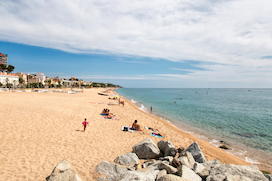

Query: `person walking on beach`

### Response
(82, 118, 89, 132)
(150, 106, 152, 113)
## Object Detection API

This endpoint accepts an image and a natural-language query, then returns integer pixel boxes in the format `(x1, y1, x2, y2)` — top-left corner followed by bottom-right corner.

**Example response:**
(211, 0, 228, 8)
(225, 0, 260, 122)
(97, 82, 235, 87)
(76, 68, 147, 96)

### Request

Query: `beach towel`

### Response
(121, 126, 134, 132)
(151, 132, 164, 138)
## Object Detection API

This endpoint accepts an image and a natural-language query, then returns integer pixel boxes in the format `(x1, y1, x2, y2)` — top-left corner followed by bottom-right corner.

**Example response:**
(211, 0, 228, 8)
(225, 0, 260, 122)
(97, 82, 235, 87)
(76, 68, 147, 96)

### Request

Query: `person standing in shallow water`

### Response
(82, 118, 89, 132)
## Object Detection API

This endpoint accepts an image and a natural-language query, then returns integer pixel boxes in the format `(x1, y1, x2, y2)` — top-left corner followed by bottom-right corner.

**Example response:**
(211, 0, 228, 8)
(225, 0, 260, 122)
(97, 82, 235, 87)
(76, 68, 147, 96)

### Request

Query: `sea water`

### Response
(116, 88, 272, 166)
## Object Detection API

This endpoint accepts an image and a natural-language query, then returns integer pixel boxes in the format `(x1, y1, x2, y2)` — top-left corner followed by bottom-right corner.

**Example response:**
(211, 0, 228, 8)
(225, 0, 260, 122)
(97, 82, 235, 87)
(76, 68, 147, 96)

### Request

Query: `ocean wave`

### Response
(131, 99, 137, 103)
(139, 104, 147, 112)
(245, 157, 260, 164)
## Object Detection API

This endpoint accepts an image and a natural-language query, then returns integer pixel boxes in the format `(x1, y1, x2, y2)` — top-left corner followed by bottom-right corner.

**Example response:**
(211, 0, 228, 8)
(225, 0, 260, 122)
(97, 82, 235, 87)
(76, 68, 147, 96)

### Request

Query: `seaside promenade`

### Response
(0, 88, 251, 180)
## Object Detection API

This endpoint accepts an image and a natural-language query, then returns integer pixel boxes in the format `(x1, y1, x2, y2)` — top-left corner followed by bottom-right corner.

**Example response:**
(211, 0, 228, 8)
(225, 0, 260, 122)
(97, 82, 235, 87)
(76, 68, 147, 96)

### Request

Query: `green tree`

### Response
(0, 64, 6, 72)
(6, 65, 15, 73)
(19, 77, 25, 84)
(0, 64, 15, 73)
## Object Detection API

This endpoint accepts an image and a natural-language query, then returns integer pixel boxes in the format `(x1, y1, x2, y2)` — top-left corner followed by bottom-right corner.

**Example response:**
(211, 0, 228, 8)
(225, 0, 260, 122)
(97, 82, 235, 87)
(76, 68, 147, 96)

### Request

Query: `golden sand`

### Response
(0, 88, 251, 180)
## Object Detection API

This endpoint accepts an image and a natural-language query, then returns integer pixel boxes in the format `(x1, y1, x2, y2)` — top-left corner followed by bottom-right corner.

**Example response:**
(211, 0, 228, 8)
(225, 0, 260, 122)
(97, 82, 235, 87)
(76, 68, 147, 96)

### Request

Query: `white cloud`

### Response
(0, 0, 272, 87)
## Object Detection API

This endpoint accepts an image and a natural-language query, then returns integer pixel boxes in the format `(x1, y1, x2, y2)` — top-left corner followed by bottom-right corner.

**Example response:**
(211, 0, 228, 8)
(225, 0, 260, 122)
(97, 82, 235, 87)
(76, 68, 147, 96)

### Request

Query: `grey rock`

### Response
(46, 160, 82, 181)
(158, 140, 177, 157)
(195, 160, 221, 178)
(219, 144, 231, 150)
(132, 138, 160, 159)
(185, 151, 196, 169)
(142, 160, 157, 168)
(172, 155, 194, 169)
(265, 174, 272, 181)
(185, 142, 206, 163)
(172, 157, 184, 168)
(119, 169, 159, 181)
(96, 161, 128, 181)
(159, 162, 178, 174)
(142, 160, 164, 169)
(177, 147, 185, 154)
(114, 152, 139, 167)
(176, 165, 202, 181)
(156, 170, 167, 180)
(159, 156, 174, 163)
(206, 164, 269, 181)
(157, 174, 189, 181)
(193, 162, 207, 177)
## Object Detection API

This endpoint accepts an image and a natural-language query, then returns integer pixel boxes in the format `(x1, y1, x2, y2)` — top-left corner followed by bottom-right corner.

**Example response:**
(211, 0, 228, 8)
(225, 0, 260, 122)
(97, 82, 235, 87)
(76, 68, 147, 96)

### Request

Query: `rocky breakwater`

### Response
(96, 138, 271, 181)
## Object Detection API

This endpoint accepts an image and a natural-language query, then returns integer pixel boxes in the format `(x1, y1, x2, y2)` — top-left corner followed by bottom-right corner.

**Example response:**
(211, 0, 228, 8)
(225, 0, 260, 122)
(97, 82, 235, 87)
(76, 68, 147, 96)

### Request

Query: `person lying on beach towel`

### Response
(145, 126, 164, 138)
(104, 113, 118, 120)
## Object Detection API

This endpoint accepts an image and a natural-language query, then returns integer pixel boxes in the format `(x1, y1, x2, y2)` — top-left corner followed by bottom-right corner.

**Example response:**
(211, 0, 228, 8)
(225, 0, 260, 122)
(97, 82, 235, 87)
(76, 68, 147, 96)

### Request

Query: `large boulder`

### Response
(172, 153, 195, 169)
(143, 160, 169, 171)
(119, 169, 159, 181)
(176, 165, 202, 181)
(265, 174, 272, 181)
(206, 164, 269, 181)
(132, 138, 160, 159)
(185, 142, 206, 163)
(46, 160, 82, 181)
(96, 161, 128, 181)
(158, 140, 177, 157)
(156, 170, 167, 180)
(159, 156, 174, 163)
(158, 162, 178, 174)
(157, 174, 189, 181)
(114, 152, 139, 167)
(194, 160, 221, 179)
(193, 162, 208, 178)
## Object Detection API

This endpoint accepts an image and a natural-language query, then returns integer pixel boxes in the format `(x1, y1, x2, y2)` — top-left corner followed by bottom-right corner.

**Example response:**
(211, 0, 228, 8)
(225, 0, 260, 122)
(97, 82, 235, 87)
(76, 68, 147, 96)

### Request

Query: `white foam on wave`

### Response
(139, 104, 147, 112)
(209, 139, 221, 146)
(245, 157, 260, 164)
(131, 99, 137, 103)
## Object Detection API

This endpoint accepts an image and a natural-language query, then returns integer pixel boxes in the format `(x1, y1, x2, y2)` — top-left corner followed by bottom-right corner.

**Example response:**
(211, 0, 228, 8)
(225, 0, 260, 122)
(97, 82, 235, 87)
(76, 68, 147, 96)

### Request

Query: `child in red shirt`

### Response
(82, 118, 89, 132)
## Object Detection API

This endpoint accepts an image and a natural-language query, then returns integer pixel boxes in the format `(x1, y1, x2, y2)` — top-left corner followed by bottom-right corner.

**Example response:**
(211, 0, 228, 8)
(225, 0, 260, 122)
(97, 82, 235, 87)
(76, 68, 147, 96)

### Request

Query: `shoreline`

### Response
(114, 89, 272, 172)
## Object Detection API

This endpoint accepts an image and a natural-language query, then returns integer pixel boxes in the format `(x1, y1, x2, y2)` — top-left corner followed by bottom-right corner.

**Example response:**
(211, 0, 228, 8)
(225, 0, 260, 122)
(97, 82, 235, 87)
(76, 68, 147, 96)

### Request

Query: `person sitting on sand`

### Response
(82, 118, 89, 132)
(101, 108, 110, 115)
(131, 120, 141, 131)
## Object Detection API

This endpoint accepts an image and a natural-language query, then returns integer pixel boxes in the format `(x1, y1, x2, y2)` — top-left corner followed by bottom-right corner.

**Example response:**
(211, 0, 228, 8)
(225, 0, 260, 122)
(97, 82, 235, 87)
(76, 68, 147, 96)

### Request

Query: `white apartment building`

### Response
(0, 72, 19, 86)
(35, 72, 46, 84)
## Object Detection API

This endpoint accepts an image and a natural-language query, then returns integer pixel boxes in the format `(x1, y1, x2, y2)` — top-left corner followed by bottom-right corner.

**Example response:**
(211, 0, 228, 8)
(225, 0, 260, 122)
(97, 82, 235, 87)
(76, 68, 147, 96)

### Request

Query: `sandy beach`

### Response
(0, 88, 254, 180)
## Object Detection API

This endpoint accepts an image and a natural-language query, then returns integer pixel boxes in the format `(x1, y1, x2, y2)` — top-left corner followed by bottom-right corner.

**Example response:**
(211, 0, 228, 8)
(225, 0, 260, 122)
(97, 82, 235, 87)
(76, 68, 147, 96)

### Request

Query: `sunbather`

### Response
(131, 120, 141, 131)
(101, 108, 110, 115)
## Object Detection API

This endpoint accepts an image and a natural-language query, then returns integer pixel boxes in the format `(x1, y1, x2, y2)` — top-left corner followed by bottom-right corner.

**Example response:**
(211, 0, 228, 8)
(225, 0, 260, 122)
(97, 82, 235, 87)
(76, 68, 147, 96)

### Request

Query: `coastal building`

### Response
(69, 77, 80, 87)
(27, 73, 46, 84)
(0, 72, 19, 86)
(61, 79, 72, 87)
(50, 77, 61, 86)
(35, 73, 46, 84)
(15, 72, 28, 84)
(0, 53, 8, 65)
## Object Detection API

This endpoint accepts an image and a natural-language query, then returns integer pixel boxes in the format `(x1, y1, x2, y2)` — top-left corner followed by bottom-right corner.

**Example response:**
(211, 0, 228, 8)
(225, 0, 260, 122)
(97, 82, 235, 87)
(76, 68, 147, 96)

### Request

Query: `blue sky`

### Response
(0, 41, 210, 87)
(0, 0, 272, 88)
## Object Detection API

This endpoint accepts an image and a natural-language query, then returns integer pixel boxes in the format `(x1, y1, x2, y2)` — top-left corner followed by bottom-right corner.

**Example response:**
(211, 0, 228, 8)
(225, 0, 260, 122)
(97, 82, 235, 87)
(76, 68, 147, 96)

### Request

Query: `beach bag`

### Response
(122, 126, 129, 131)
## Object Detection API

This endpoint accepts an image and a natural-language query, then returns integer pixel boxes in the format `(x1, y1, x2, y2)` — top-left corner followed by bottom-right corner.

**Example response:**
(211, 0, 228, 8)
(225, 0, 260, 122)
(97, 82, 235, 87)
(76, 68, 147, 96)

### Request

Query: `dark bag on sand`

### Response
(122, 127, 129, 131)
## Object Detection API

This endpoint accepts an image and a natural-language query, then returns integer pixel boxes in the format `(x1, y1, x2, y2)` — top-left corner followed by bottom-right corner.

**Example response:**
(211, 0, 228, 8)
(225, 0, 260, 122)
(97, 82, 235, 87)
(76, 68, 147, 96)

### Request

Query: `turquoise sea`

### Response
(116, 88, 272, 166)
